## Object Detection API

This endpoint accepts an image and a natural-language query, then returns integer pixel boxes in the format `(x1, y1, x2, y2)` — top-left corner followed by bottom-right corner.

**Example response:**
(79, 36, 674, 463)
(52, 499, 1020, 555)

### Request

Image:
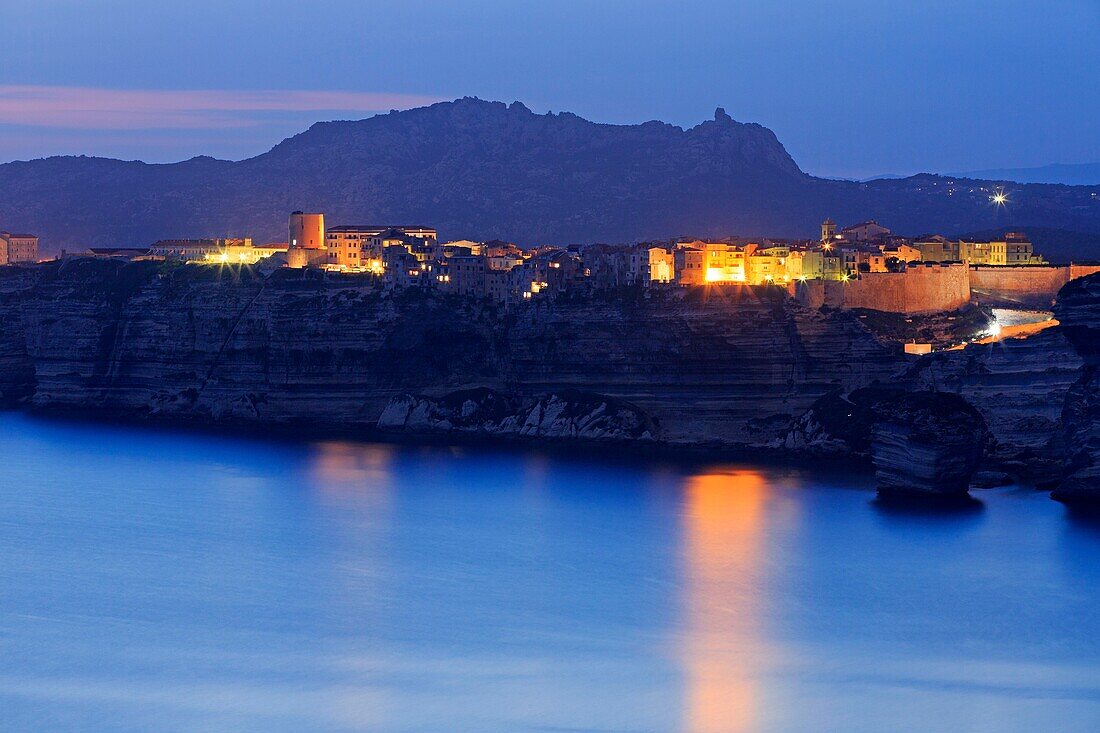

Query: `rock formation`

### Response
(377, 388, 657, 441)
(2, 98, 1099, 255)
(0, 259, 905, 449)
(869, 392, 988, 498)
(784, 386, 990, 495)
(5, 260, 1100, 499)
(1051, 274, 1100, 503)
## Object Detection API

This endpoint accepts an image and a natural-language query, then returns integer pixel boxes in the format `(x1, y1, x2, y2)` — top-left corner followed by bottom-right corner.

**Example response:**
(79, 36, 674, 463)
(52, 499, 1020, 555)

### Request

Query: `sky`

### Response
(0, 0, 1097, 179)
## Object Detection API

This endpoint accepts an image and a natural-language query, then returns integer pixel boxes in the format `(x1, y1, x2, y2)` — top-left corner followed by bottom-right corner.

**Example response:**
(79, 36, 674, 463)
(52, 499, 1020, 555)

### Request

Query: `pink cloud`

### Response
(0, 86, 443, 129)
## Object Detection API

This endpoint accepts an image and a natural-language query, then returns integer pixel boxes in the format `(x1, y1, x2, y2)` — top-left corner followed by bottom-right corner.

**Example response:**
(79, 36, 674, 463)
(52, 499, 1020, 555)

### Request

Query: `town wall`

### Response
(969, 265, 1072, 304)
(1069, 264, 1100, 282)
(793, 263, 970, 314)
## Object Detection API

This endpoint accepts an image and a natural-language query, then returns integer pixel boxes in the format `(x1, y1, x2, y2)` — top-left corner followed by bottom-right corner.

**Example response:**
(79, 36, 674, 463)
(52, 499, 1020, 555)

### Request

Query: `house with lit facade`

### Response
(0, 232, 39, 265)
(325, 225, 437, 270)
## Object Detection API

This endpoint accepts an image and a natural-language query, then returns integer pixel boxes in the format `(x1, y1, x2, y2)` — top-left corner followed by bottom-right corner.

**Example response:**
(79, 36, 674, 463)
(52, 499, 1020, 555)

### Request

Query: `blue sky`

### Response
(1, 0, 1097, 178)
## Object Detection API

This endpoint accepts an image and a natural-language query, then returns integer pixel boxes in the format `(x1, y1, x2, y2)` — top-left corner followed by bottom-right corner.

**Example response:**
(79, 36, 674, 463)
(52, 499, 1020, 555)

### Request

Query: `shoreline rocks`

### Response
(377, 388, 658, 442)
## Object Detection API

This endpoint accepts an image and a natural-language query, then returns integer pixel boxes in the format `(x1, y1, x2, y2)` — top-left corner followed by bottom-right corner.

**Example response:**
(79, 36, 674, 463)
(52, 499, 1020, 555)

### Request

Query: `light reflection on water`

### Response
(681, 470, 770, 733)
(2, 414, 1100, 732)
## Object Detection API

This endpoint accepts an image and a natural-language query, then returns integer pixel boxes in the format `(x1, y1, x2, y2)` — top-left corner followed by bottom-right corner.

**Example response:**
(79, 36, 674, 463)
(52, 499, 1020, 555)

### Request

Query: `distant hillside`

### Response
(953, 162, 1100, 186)
(2, 97, 1100, 258)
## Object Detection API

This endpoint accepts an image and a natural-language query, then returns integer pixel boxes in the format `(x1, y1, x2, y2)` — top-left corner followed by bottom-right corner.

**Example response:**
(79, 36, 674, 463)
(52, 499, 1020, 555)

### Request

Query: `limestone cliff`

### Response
(6, 260, 1100, 490)
(902, 329, 1084, 482)
(1051, 275, 1100, 503)
(0, 260, 904, 448)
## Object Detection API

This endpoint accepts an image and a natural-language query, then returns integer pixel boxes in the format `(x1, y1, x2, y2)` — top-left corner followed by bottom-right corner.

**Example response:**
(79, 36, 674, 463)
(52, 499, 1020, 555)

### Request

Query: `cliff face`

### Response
(6, 261, 1100, 488)
(902, 329, 1084, 481)
(1051, 275, 1100, 502)
(0, 260, 905, 447)
(3, 98, 1100, 254)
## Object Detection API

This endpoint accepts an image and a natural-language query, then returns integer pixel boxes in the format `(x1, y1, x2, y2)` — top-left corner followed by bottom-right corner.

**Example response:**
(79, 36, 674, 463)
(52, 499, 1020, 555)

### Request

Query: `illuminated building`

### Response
(841, 248, 887, 274)
(676, 241, 746, 285)
(0, 231, 39, 265)
(287, 212, 327, 268)
(839, 219, 892, 242)
(444, 255, 487, 296)
(747, 245, 791, 283)
(960, 232, 1039, 266)
(882, 243, 922, 264)
(326, 224, 437, 269)
(912, 234, 960, 263)
(786, 250, 821, 280)
(151, 237, 255, 261)
(648, 246, 674, 283)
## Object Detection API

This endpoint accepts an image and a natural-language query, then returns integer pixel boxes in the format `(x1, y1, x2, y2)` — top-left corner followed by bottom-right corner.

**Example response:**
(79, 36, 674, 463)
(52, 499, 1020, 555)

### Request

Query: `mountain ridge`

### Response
(2, 97, 1099, 256)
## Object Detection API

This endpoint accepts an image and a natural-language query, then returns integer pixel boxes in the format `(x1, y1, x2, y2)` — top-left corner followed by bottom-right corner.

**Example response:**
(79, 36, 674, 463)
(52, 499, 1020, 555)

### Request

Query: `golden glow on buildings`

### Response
(704, 267, 747, 283)
(203, 245, 276, 266)
(681, 469, 767, 733)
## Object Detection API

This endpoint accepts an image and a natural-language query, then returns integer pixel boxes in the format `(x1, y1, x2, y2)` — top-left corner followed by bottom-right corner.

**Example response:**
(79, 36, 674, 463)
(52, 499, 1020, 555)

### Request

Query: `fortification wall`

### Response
(793, 263, 969, 314)
(969, 266, 1070, 305)
(792, 263, 1100, 313)
(1069, 264, 1100, 282)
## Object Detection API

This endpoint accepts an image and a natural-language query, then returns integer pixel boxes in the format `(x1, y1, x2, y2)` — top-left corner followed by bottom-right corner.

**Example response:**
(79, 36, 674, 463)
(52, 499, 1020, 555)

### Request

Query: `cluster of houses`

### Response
(25, 213, 1051, 305)
(279, 214, 1046, 303)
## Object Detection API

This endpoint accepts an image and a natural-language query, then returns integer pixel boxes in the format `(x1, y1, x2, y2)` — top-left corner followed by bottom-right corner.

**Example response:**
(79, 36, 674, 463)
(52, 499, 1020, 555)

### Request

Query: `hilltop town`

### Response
(7, 211, 1099, 317)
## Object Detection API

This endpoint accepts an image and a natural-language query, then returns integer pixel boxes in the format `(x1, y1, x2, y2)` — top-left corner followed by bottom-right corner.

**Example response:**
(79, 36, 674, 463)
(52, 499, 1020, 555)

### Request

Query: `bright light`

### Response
(987, 321, 1002, 338)
(219, 253, 229, 263)
(822, 243, 832, 251)
(991, 189, 1008, 206)
(705, 267, 746, 283)
(841, 274, 850, 282)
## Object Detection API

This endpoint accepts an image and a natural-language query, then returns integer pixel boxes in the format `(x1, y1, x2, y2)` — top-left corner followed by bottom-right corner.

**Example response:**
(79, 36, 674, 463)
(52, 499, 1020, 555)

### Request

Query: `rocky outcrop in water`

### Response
(783, 387, 990, 495)
(869, 392, 988, 497)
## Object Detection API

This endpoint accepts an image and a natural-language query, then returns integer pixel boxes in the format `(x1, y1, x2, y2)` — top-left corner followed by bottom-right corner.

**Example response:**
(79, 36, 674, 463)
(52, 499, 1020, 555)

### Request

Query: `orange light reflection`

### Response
(310, 441, 396, 500)
(681, 469, 768, 733)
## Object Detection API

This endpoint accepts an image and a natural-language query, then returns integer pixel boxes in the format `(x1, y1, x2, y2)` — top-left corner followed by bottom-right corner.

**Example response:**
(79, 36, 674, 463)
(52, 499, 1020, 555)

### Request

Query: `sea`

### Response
(2, 411, 1099, 732)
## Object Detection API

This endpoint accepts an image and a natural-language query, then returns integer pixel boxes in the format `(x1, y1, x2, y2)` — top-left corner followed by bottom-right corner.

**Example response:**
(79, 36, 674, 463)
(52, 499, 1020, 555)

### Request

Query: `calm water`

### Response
(2, 413, 1100, 732)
